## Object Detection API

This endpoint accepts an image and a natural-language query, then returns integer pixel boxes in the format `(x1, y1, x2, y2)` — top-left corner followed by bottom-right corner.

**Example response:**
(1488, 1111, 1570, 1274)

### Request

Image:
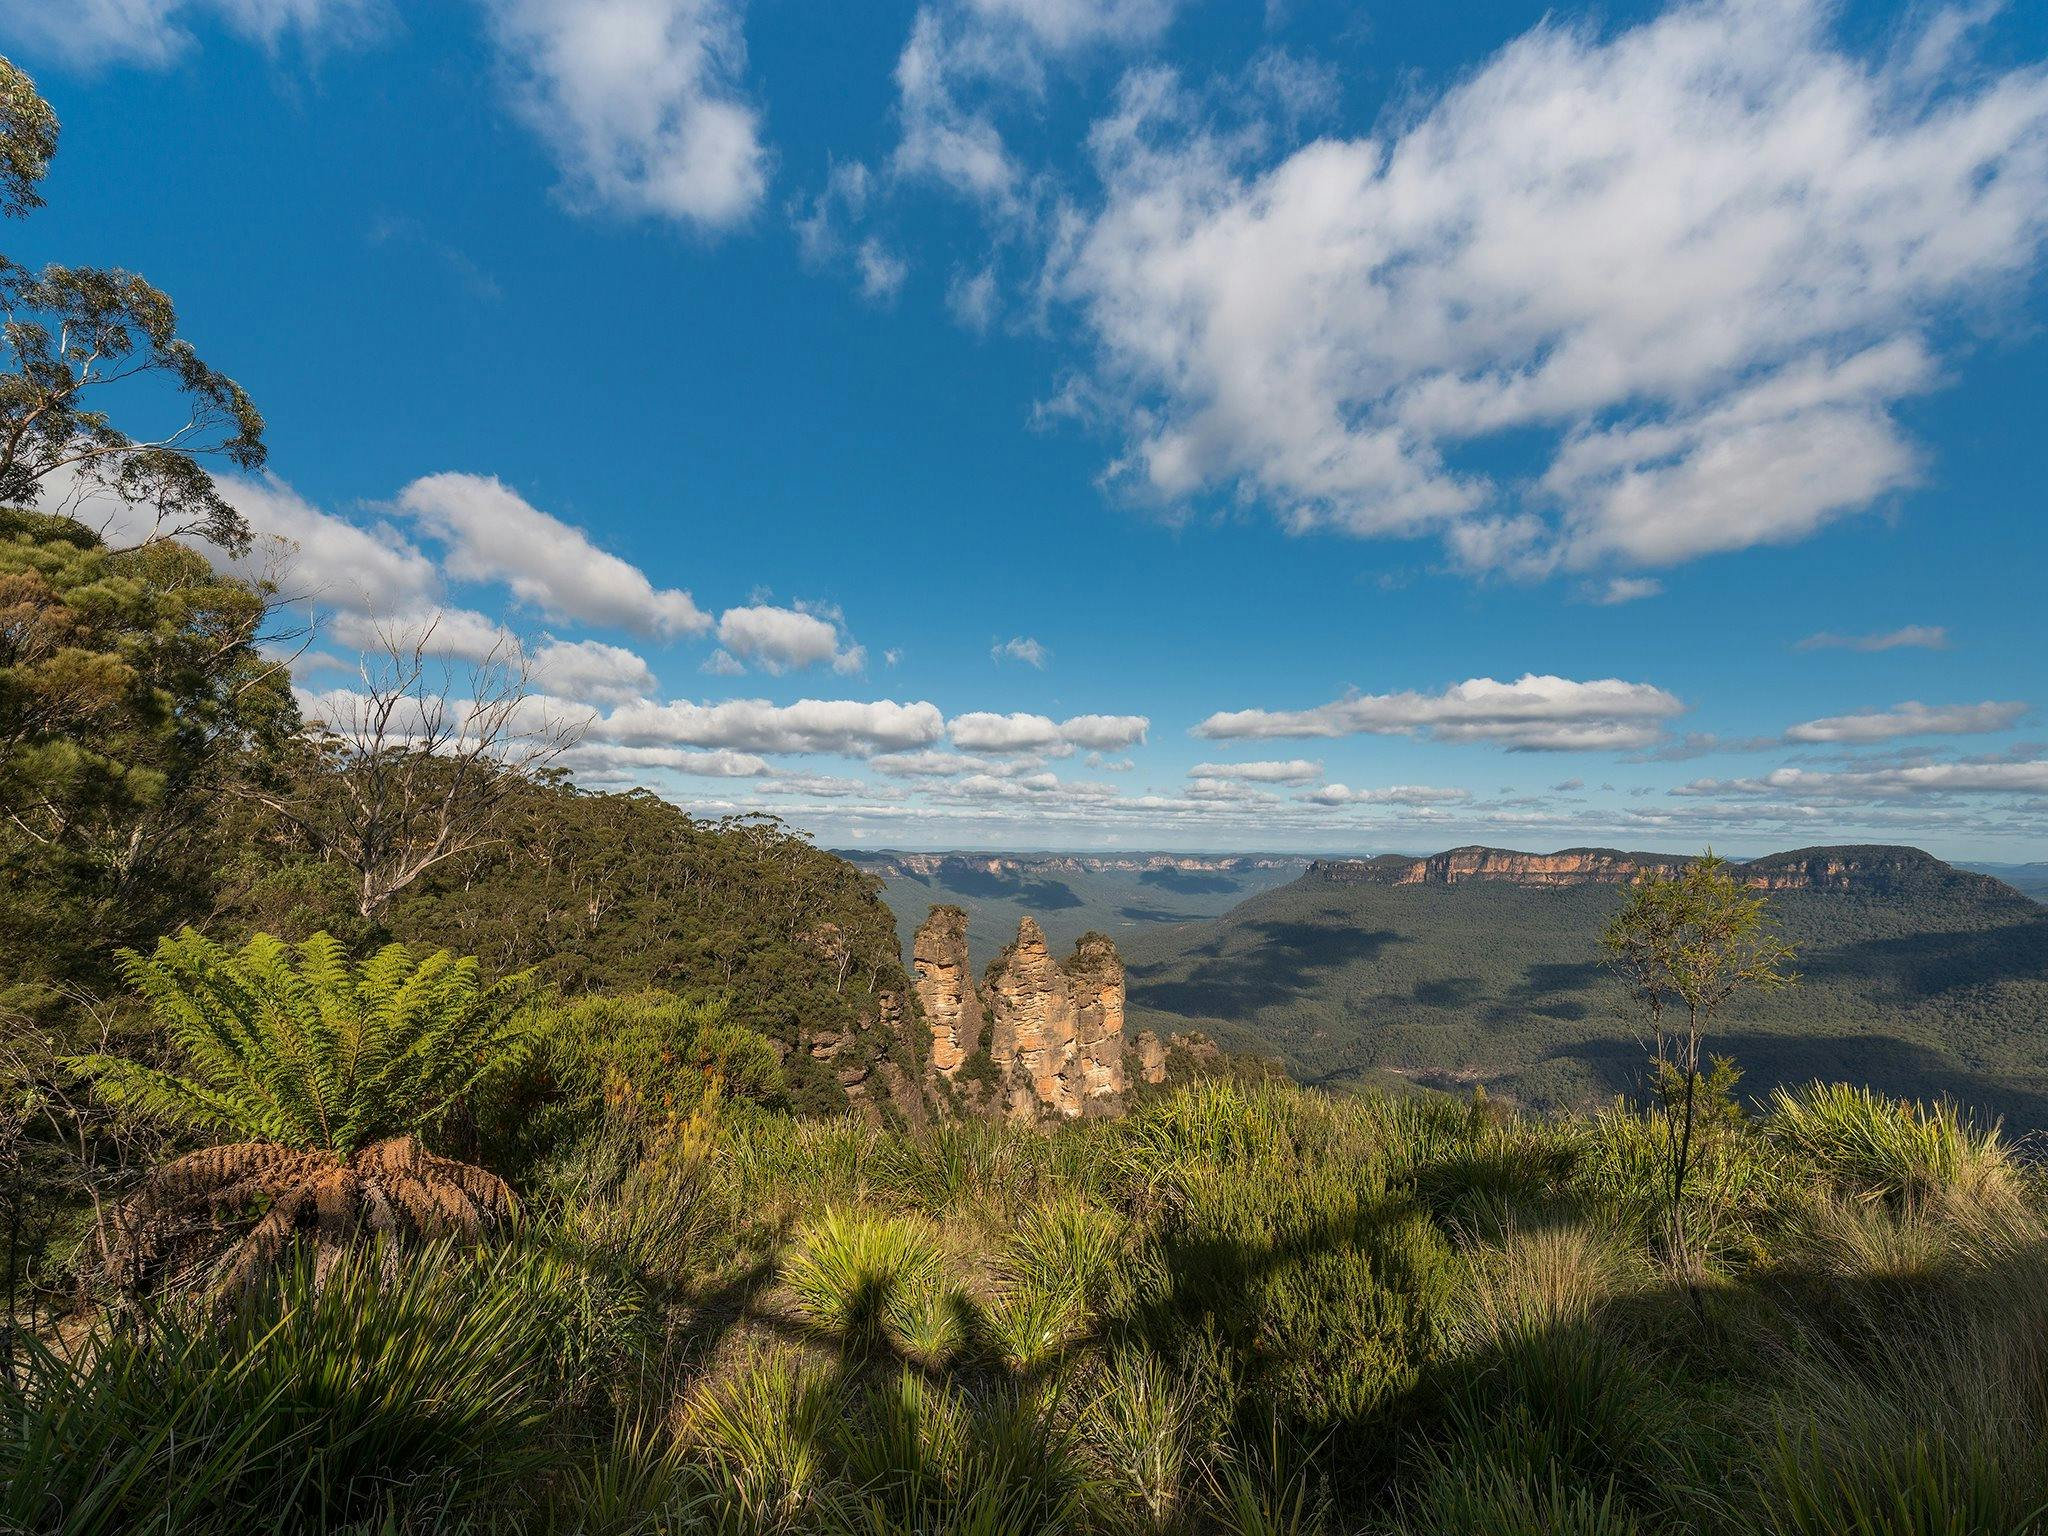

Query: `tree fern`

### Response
(73, 929, 540, 1155)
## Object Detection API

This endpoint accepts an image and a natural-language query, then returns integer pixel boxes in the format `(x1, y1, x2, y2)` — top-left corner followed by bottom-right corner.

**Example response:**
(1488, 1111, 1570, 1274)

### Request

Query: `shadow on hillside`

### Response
(1796, 919, 2048, 998)
(1139, 869, 1246, 896)
(1546, 1030, 2048, 1134)
(1119, 904, 1199, 923)
(934, 867, 1085, 909)
(1129, 921, 1407, 1018)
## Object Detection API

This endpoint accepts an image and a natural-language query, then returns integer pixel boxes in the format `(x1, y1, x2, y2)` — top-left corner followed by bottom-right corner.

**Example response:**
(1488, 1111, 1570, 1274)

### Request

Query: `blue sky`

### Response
(8, 0, 2047, 858)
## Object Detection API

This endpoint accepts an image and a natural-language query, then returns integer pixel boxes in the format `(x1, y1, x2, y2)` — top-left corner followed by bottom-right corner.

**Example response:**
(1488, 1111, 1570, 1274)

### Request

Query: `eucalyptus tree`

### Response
(0, 56, 266, 553)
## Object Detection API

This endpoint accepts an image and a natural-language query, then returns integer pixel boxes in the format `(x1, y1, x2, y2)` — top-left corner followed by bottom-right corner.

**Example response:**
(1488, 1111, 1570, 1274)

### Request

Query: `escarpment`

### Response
(1306, 844, 2010, 899)
(912, 906, 1128, 1119)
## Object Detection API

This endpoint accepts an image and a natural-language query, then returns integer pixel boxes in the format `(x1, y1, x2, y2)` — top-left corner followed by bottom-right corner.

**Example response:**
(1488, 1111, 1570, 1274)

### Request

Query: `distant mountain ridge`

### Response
(1309, 844, 2027, 900)
(1123, 842, 2048, 1129)
(854, 852, 1310, 879)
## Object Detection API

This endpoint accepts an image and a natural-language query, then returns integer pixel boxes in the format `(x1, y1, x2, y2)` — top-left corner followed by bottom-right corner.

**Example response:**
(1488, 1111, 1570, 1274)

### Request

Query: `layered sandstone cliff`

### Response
(911, 906, 1128, 1119)
(1308, 845, 1984, 896)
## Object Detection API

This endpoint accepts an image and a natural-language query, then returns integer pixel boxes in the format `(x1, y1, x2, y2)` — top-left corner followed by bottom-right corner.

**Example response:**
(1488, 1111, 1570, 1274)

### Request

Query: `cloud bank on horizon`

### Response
(10, 0, 2047, 857)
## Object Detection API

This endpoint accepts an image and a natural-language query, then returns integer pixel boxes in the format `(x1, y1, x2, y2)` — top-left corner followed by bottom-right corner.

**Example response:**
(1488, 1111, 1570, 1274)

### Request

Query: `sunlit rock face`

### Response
(912, 905, 983, 1076)
(913, 906, 1127, 1120)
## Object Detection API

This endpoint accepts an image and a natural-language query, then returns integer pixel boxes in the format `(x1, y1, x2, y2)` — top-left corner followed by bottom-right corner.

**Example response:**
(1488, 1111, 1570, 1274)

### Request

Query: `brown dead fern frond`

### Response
(109, 1133, 515, 1296)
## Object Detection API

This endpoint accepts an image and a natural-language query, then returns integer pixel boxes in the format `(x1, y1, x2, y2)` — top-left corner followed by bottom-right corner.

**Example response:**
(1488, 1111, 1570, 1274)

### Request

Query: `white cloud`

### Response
(700, 649, 746, 676)
(871, 750, 986, 778)
(563, 742, 769, 777)
(991, 635, 1050, 667)
(857, 239, 909, 301)
(946, 710, 1150, 753)
(531, 637, 659, 705)
(948, 266, 999, 332)
(323, 607, 517, 664)
(716, 603, 865, 674)
(1590, 576, 1664, 606)
(1195, 675, 1685, 752)
(892, 0, 1182, 211)
(484, 0, 767, 230)
(1675, 760, 2048, 801)
(1783, 700, 2027, 744)
(1051, 0, 2048, 574)
(601, 697, 946, 756)
(1305, 783, 1472, 806)
(1796, 625, 1951, 652)
(396, 473, 709, 637)
(1188, 759, 1320, 784)
(3, 0, 384, 69)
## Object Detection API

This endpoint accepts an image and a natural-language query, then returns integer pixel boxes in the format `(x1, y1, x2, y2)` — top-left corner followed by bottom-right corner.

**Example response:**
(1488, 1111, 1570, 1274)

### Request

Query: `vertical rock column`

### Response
(1064, 932, 1128, 1109)
(985, 917, 1080, 1117)
(912, 905, 983, 1076)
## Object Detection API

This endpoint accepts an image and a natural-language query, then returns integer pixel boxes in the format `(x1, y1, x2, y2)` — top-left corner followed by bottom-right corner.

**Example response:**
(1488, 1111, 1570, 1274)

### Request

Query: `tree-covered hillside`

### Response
(1125, 850, 2048, 1127)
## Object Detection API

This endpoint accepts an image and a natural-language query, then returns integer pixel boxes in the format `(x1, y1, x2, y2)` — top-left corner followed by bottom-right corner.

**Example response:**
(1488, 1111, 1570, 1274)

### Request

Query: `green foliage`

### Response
(73, 929, 538, 1154)
(20, 1057, 2048, 1535)
(1121, 851, 2048, 1130)
(1763, 1081, 2015, 1208)
(0, 511, 291, 1016)
(0, 1242, 571, 1534)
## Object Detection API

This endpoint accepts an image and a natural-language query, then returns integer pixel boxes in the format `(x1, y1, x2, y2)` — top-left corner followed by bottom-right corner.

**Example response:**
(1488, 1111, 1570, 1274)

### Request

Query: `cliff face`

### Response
(912, 906, 1128, 1120)
(1308, 845, 1988, 896)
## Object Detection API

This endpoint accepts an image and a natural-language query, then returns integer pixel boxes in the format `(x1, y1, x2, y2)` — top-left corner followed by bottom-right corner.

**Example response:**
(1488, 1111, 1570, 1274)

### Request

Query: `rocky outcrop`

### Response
(912, 906, 1128, 1120)
(1307, 844, 1985, 896)
(1134, 1029, 1167, 1086)
(912, 906, 983, 1075)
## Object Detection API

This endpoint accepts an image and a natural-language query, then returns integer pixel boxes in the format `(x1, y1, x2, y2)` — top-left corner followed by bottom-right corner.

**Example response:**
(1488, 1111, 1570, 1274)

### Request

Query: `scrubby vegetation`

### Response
(9, 1065, 2048, 1534)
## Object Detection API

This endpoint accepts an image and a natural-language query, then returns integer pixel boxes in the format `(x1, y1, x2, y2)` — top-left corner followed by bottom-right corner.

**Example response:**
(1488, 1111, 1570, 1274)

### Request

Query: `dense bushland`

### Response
(9, 1065, 2045, 1534)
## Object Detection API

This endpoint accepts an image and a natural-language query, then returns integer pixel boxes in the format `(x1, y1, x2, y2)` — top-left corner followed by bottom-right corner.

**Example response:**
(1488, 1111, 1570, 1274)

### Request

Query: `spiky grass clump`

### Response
(1083, 1347, 1197, 1532)
(779, 1206, 945, 1355)
(1765, 1083, 2018, 1211)
(684, 1350, 847, 1532)
(0, 1242, 564, 1534)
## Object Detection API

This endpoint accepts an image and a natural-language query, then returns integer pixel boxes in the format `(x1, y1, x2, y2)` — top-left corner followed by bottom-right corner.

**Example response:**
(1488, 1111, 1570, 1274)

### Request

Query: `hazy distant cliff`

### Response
(1307, 844, 2027, 900)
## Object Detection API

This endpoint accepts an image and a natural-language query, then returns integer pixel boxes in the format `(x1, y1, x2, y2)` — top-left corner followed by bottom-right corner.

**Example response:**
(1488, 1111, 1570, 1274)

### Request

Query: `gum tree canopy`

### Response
(0, 56, 266, 554)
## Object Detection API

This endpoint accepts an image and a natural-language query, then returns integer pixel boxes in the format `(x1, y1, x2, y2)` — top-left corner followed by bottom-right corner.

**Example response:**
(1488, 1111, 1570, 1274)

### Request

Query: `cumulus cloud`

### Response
(2, 0, 384, 69)
(562, 742, 770, 777)
(948, 265, 999, 332)
(396, 473, 709, 637)
(601, 697, 945, 756)
(1195, 675, 1685, 752)
(716, 604, 865, 674)
(1783, 700, 2027, 744)
(1796, 625, 1951, 652)
(948, 711, 1149, 753)
(483, 0, 767, 230)
(323, 607, 517, 664)
(531, 637, 659, 704)
(1188, 759, 1321, 785)
(991, 635, 1050, 668)
(1050, 0, 2048, 575)
(1305, 784, 1472, 806)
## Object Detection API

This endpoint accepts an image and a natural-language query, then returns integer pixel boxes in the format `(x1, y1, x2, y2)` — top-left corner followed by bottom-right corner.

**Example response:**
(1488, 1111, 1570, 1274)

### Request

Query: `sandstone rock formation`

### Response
(911, 906, 1127, 1120)
(912, 906, 983, 1075)
(1134, 1029, 1166, 1085)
